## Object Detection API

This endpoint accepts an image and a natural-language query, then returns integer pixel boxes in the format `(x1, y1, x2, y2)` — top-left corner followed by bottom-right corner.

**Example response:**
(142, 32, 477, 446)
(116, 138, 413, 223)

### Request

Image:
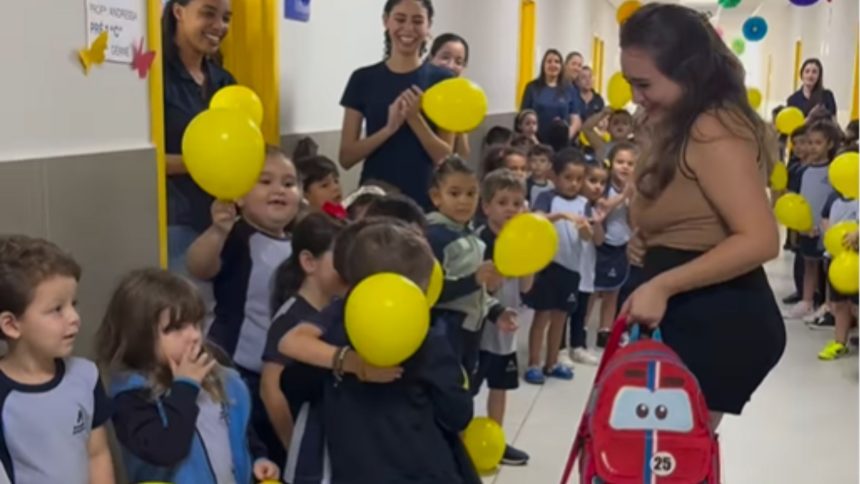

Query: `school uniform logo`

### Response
(73, 405, 90, 436)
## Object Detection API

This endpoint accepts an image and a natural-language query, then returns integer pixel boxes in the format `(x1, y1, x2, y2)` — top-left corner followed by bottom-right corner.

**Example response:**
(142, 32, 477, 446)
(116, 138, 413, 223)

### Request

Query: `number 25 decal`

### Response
(651, 452, 676, 477)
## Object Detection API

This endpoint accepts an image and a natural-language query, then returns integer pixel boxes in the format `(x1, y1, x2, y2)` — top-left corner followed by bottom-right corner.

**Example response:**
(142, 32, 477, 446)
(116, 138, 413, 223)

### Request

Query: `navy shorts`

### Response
(594, 243, 630, 291)
(474, 351, 519, 391)
(797, 235, 824, 259)
(524, 262, 580, 312)
(433, 309, 482, 376)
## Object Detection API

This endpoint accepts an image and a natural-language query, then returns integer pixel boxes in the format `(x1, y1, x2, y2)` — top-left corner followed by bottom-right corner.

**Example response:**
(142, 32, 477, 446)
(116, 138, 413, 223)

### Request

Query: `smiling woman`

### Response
(161, 0, 237, 274)
(339, 0, 454, 210)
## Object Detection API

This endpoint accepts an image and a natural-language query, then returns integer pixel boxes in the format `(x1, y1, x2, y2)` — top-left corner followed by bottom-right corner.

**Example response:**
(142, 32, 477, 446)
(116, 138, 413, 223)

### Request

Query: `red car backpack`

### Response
(560, 319, 720, 484)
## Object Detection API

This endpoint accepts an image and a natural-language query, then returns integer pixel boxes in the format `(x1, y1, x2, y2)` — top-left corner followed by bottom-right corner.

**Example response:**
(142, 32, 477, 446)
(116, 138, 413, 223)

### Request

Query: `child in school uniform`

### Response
(785, 121, 842, 321)
(526, 144, 556, 207)
(0, 236, 115, 484)
(581, 108, 635, 162)
(185, 146, 302, 464)
(474, 169, 533, 466)
(817, 170, 859, 360)
(98, 269, 279, 483)
(525, 148, 593, 384)
(514, 109, 540, 146)
(295, 155, 344, 213)
(259, 213, 346, 471)
(426, 156, 519, 378)
(559, 160, 609, 367)
(593, 142, 637, 348)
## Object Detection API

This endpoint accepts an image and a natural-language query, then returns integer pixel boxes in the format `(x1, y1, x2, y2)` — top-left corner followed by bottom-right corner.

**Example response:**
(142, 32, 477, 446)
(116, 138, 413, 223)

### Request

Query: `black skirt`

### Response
(639, 247, 786, 415)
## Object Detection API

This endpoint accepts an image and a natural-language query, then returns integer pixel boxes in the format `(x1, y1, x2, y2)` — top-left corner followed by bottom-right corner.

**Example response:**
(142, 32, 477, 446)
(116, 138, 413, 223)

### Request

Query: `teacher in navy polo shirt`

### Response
(162, 0, 236, 272)
(786, 58, 838, 122)
(339, 0, 454, 210)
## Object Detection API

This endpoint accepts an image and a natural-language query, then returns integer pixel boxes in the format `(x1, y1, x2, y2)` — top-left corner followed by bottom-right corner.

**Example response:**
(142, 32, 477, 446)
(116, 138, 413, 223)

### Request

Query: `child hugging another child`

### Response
(474, 169, 533, 466)
(185, 145, 302, 466)
(0, 236, 115, 484)
(526, 148, 592, 383)
(259, 213, 347, 468)
(98, 269, 279, 483)
(593, 142, 637, 348)
(426, 156, 519, 382)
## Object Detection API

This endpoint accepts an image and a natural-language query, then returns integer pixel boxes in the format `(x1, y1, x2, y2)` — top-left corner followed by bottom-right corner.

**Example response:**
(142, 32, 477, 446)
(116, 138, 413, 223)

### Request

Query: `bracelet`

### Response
(332, 346, 351, 383)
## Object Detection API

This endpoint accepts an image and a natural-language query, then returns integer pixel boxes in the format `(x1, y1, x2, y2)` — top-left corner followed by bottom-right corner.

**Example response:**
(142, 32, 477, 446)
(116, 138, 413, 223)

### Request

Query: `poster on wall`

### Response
(285, 0, 311, 22)
(85, 0, 145, 64)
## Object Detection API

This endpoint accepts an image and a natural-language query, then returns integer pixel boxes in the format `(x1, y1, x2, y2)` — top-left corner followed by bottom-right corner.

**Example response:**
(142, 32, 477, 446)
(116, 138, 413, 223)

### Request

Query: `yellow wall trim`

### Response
(516, 0, 536, 108)
(148, 0, 167, 268)
(793, 40, 803, 92)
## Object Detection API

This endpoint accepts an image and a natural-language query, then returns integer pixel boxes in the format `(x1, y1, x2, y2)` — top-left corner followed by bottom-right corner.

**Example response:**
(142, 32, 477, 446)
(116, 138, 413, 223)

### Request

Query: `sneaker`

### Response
(781, 292, 802, 305)
(596, 330, 611, 348)
(807, 311, 835, 330)
(818, 341, 849, 360)
(501, 444, 530, 466)
(558, 350, 576, 369)
(783, 301, 813, 319)
(524, 367, 546, 385)
(803, 305, 828, 324)
(571, 347, 600, 366)
(544, 364, 574, 380)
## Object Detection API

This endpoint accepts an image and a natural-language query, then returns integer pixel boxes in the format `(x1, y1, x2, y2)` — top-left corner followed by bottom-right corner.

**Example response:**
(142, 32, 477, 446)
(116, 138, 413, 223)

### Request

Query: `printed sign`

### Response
(85, 0, 145, 64)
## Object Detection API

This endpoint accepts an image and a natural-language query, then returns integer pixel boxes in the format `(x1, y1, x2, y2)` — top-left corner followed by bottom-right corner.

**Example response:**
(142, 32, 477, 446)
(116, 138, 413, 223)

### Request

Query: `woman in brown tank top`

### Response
(616, 4, 786, 429)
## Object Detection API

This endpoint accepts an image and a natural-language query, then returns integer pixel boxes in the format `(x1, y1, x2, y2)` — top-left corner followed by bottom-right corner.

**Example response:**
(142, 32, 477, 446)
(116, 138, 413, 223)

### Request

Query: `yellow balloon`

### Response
(494, 213, 558, 277)
(182, 109, 266, 200)
(210, 85, 264, 127)
(427, 259, 444, 307)
(747, 87, 763, 109)
(422, 78, 488, 133)
(775, 107, 804, 135)
(770, 163, 788, 191)
(773, 193, 814, 232)
(345, 273, 430, 367)
(463, 417, 506, 472)
(578, 131, 591, 147)
(829, 251, 859, 294)
(607, 72, 633, 110)
(829, 152, 859, 199)
(824, 221, 859, 257)
(616, 0, 642, 24)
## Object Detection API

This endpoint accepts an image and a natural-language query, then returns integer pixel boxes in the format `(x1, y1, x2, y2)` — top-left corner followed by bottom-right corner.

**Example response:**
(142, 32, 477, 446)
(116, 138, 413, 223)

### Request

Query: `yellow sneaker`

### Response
(818, 341, 849, 360)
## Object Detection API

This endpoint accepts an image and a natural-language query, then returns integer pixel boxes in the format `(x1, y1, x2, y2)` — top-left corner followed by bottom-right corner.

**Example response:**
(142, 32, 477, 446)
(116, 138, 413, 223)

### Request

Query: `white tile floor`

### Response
(475, 252, 859, 484)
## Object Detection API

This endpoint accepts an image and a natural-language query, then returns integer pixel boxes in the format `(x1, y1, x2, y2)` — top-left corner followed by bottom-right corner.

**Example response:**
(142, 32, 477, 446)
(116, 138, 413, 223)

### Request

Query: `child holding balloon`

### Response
(185, 146, 302, 462)
(525, 148, 592, 384)
(97, 269, 280, 483)
(473, 169, 533, 466)
(426, 156, 519, 377)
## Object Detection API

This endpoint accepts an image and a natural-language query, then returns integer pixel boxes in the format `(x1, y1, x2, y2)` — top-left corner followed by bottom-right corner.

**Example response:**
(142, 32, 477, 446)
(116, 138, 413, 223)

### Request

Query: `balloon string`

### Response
(751, 2, 764, 18)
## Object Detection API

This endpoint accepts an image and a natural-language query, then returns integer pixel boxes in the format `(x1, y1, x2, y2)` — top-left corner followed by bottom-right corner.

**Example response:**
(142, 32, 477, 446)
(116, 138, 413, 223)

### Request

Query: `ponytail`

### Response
(270, 256, 305, 316)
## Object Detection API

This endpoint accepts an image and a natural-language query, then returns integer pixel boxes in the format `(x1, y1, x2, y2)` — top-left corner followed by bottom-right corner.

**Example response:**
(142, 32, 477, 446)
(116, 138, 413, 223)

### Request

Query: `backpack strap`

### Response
(559, 316, 628, 484)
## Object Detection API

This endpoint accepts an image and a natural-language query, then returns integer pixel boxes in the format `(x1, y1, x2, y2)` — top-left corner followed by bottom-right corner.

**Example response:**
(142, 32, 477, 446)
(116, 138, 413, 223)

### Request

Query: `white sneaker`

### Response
(558, 350, 576, 368)
(571, 347, 600, 366)
(783, 301, 813, 319)
(803, 305, 828, 324)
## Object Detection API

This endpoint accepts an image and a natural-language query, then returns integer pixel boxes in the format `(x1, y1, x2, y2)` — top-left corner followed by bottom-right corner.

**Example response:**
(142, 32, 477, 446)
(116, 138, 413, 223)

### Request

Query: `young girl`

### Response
(560, 161, 608, 367)
(185, 146, 301, 462)
(98, 269, 279, 483)
(482, 146, 528, 181)
(514, 109, 540, 145)
(594, 142, 637, 348)
(429, 33, 472, 159)
(786, 121, 841, 320)
(259, 213, 346, 470)
(295, 155, 343, 212)
(526, 148, 592, 383)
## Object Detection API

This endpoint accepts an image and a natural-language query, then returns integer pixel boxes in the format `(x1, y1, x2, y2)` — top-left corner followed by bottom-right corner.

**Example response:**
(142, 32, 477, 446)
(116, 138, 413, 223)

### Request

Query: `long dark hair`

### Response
(800, 58, 825, 104)
(430, 33, 470, 64)
(537, 49, 565, 88)
(383, 0, 435, 59)
(162, 0, 193, 63)
(621, 4, 775, 199)
(271, 213, 344, 315)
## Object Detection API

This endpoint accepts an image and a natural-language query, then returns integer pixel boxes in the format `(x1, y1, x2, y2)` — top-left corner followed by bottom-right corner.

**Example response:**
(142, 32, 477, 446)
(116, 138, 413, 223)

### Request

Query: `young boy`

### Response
(295, 155, 344, 212)
(319, 222, 481, 483)
(474, 169, 533, 466)
(526, 144, 555, 207)
(0, 235, 114, 484)
(525, 148, 592, 384)
(186, 146, 302, 466)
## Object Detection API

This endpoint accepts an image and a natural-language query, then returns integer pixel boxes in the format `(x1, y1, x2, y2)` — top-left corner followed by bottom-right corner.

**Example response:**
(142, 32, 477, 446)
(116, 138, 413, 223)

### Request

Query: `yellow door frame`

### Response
(592, 36, 604, 94)
(516, 0, 536, 108)
(148, 0, 168, 268)
(793, 40, 803, 91)
(852, 36, 858, 121)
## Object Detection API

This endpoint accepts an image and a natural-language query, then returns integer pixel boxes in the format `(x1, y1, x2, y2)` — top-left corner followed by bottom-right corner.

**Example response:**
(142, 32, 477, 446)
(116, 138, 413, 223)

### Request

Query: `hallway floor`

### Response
(475, 252, 859, 483)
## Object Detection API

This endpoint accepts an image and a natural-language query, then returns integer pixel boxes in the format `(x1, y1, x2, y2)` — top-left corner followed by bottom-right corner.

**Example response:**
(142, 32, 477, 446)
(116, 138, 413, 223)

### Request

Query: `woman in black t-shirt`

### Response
(786, 58, 838, 122)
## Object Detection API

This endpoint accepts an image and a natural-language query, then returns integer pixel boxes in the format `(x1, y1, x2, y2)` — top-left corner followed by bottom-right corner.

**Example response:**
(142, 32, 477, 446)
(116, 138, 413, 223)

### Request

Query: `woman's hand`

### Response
(627, 230, 646, 266)
(618, 279, 671, 329)
(385, 97, 408, 134)
(253, 458, 280, 481)
(399, 86, 424, 121)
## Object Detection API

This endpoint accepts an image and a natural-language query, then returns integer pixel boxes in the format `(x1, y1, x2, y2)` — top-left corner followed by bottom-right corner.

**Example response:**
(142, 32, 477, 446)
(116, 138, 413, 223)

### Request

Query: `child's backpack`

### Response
(560, 319, 721, 484)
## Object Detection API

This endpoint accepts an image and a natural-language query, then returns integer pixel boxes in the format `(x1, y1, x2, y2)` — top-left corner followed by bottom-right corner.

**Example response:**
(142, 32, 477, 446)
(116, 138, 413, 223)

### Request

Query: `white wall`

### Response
(0, 0, 151, 162)
(279, 0, 520, 136)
